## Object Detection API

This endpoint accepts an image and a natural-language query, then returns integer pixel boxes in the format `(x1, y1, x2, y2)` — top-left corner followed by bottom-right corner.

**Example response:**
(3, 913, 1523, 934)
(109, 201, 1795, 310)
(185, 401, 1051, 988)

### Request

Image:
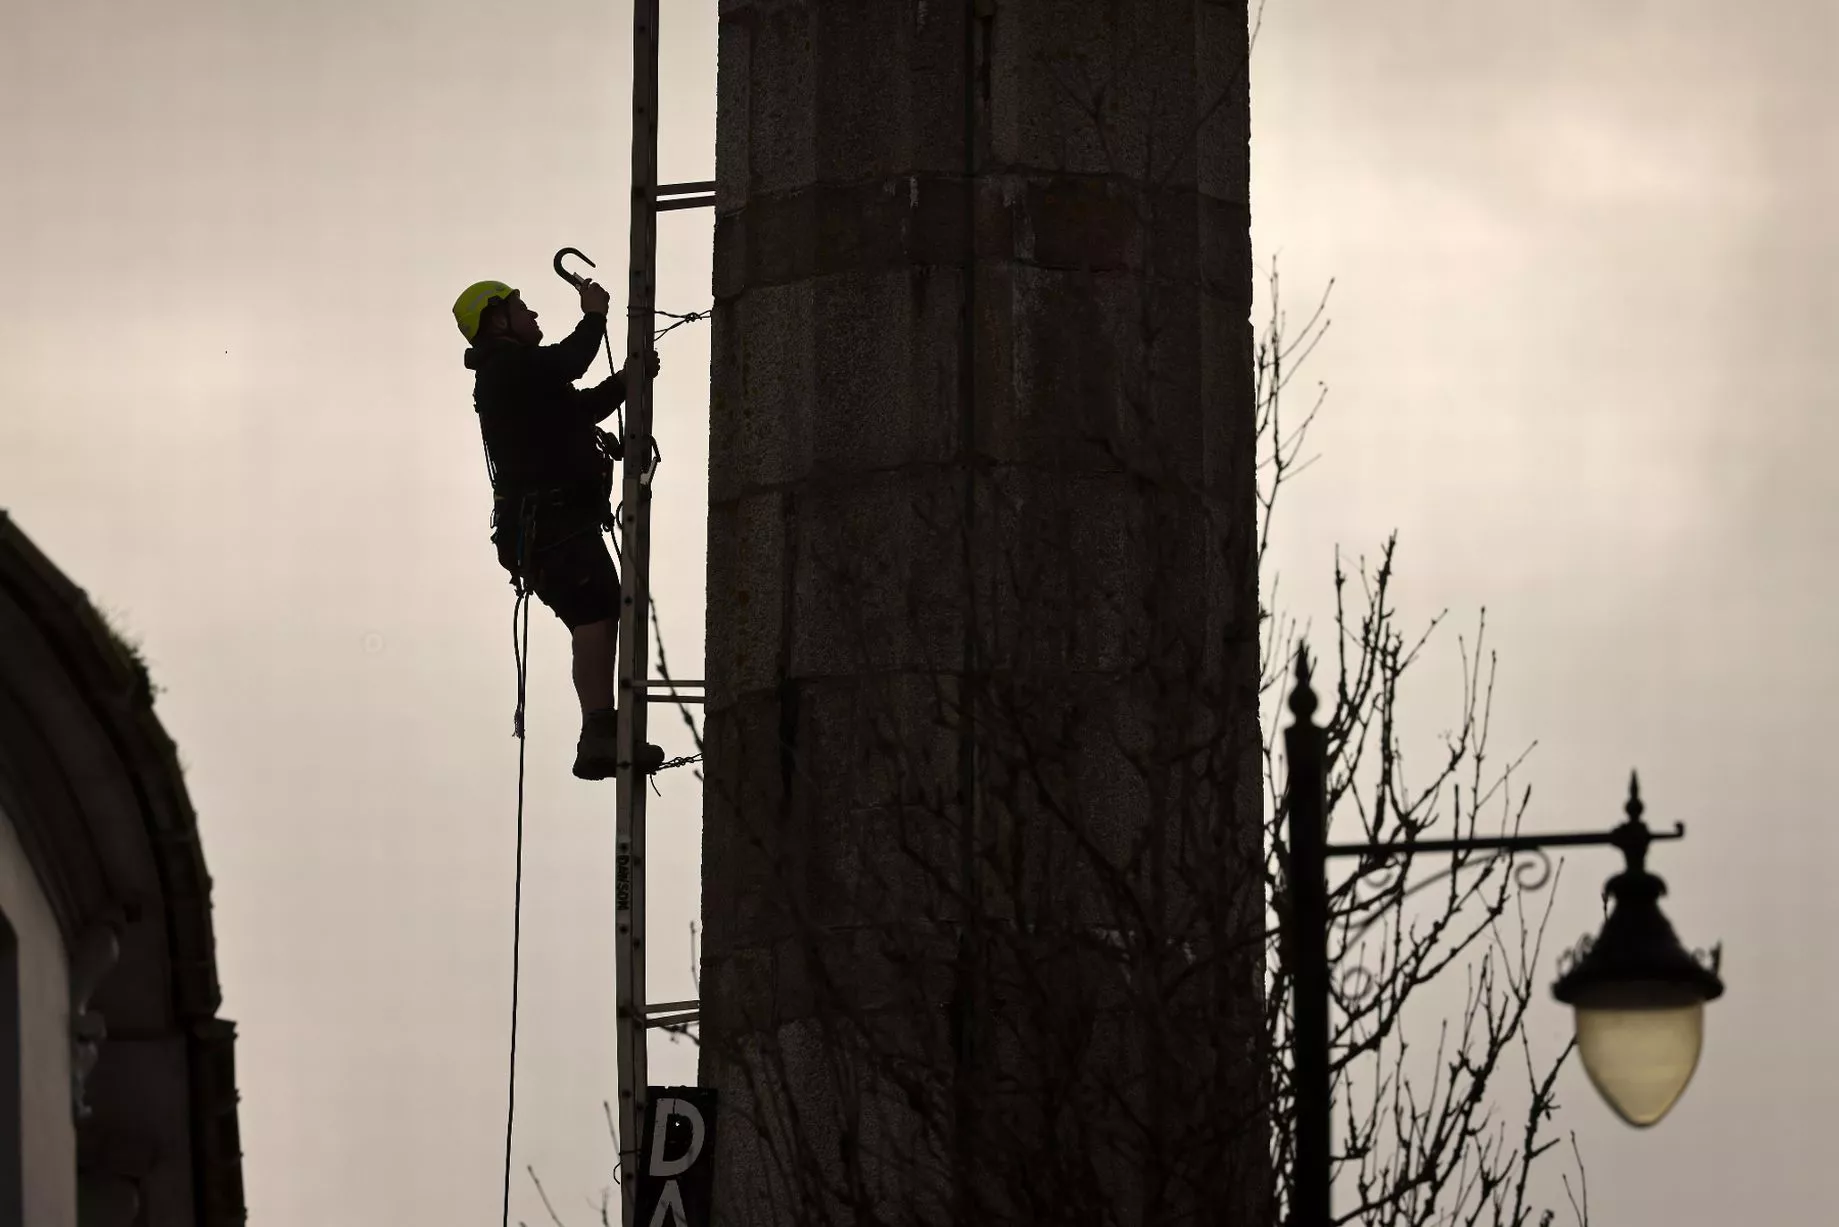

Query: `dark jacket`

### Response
(466, 312, 627, 506)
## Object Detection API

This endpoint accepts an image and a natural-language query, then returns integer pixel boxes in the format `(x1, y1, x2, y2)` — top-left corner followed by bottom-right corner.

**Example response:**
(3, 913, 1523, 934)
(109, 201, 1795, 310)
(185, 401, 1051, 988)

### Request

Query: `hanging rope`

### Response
(642, 599, 705, 791)
(600, 329, 626, 441)
(500, 504, 535, 1227)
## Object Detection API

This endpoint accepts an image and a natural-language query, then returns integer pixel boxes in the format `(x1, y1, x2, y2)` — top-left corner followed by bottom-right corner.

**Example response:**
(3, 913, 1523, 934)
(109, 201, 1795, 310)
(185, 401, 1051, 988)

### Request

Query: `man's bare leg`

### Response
(572, 618, 617, 716)
(569, 616, 661, 780)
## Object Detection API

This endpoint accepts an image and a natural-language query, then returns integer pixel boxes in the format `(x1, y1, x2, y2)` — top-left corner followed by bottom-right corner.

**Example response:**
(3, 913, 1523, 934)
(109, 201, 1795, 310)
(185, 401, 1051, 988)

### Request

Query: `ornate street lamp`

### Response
(1550, 781, 1725, 1127)
(1283, 646, 1725, 1227)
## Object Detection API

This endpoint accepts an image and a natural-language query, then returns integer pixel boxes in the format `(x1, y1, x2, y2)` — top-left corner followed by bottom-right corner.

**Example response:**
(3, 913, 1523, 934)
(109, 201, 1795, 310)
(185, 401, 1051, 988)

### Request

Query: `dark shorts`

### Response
(494, 505, 619, 630)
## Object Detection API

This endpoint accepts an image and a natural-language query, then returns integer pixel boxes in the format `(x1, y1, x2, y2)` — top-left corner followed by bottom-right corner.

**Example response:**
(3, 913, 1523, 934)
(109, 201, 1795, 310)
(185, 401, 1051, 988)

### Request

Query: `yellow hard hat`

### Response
(453, 280, 520, 343)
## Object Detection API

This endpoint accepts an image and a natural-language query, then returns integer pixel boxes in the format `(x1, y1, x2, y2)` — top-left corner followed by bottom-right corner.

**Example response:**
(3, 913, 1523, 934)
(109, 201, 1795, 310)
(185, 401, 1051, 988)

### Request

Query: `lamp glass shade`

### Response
(1572, 997, 1704, 1127)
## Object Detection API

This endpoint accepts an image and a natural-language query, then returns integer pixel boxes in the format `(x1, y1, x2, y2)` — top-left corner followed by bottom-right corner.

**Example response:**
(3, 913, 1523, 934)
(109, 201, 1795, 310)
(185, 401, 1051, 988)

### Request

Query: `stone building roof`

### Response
(0, 510, 245, 1225)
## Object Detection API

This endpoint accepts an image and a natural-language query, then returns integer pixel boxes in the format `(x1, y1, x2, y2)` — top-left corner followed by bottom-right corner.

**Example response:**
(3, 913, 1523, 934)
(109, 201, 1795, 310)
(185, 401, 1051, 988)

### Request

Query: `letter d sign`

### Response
(636, 1086, 717, 1227)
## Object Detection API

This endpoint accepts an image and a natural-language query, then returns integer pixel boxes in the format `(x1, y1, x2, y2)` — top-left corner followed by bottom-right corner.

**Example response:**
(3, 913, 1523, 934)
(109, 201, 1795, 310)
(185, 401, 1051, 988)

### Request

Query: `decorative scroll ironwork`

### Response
(1556, 933, 1595, 979)
(1332, 845, 1558, 1009)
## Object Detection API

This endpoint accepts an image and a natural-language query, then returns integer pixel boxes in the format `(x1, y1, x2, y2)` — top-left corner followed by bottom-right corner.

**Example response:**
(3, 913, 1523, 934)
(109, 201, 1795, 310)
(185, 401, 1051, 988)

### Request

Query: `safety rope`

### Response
(653, 307, 706, 341)
(646, 598, 705, 788)
(598, 307, 704, 440)
(600, 329, 625, 441)
(501, 502, 536, 1227)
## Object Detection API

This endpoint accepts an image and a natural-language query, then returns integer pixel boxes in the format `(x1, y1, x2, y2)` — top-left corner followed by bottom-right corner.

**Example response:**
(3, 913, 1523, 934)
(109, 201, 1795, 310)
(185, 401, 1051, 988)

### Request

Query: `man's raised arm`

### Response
(534, 279, 614, 383)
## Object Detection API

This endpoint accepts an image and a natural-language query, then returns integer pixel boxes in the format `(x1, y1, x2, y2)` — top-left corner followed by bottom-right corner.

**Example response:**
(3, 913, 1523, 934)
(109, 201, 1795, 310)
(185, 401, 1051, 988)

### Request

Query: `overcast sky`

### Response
(1, 1, 1832, 1224)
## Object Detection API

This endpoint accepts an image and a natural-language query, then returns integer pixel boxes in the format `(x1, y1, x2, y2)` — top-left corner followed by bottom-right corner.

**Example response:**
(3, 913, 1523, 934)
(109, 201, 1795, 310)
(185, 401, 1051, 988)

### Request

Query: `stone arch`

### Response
(0, 512, 245, 1227)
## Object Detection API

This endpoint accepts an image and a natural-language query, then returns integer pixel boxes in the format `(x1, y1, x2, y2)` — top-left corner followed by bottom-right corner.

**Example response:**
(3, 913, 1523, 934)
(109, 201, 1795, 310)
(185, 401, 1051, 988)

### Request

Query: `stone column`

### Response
(701, 2, 1261, 1223)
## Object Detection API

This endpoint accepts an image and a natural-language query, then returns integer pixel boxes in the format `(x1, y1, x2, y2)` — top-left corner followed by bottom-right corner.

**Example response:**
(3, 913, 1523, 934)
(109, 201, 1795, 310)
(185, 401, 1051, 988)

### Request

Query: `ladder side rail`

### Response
(613, 1, 661, 1223)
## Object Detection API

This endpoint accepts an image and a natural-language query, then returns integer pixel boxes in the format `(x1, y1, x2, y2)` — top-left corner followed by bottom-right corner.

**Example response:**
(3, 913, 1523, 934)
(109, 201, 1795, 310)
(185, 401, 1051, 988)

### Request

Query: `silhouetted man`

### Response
(454, 276, 662, 779)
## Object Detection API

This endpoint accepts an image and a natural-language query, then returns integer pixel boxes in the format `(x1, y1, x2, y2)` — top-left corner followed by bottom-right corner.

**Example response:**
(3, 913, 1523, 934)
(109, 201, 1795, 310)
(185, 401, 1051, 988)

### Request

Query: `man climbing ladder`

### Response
(453, 274, 665, 779)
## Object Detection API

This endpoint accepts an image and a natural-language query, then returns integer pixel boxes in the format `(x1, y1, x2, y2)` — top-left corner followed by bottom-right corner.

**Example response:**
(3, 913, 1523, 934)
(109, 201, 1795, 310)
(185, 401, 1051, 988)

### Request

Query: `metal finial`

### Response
(1288, 644, 1319, 723)
(1624, 770, 1644, 824)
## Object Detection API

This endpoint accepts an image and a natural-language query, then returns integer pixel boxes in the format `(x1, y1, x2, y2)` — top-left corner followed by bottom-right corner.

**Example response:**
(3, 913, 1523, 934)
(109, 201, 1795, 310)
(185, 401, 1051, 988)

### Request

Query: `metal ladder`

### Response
(613, 2, 713, 1224)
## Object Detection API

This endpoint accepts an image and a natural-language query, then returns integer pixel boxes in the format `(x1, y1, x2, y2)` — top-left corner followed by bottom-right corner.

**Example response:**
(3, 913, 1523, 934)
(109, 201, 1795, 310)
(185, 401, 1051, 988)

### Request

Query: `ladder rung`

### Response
(635, 679, 705, 689)
(645, 695, 703, 705)
(657, 194, 715, 212)
(657, 180, 715, 195)
(647, 999, 700, 1013)
(646, 1011, 700, 1029)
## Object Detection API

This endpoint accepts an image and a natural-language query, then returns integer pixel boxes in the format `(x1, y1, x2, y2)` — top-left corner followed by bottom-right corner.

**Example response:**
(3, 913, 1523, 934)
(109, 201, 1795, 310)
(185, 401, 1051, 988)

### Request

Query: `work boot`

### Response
(573, 707, 621, 780)
(572, 708, 668, 781)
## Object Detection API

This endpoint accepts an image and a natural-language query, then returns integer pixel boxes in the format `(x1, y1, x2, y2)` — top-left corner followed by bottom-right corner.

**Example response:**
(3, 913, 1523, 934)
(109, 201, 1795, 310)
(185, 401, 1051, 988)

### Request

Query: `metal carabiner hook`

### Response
(553, 247, 596, 290)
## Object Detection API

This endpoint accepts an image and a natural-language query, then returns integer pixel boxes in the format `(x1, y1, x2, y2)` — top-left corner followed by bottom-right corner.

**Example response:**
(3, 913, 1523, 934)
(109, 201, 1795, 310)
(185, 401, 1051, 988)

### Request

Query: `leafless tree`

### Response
(674, 246, 1588, 1222)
